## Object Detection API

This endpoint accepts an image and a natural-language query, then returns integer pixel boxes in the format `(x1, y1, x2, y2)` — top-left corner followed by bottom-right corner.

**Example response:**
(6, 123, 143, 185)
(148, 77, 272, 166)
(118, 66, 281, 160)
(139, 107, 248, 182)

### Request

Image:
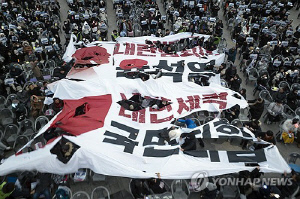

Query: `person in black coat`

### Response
(273, 87, 287, 103)
(229, 74, 242, 92)
(225, 65, 237, 82)
(255, 130, 276, 150)
(32, 173, 52, 199)
(148, 178, 167, 194)
(256, 73, 269, 91)
(9, 66, 25, 85)
(12, 99, 27, 122)
(287, 89, 300, 110)
(240, 119, 262, 149)
(248, 98, 265, 120)
(180, 132, 196, 151)
(224, 104, 240, 123)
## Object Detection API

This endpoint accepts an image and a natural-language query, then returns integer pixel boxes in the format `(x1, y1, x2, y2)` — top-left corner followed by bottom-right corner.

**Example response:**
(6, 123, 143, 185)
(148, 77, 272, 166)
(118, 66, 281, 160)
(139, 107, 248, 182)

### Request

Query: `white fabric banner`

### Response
(0, 34, 291, 178)
(0, 117, 290, 178)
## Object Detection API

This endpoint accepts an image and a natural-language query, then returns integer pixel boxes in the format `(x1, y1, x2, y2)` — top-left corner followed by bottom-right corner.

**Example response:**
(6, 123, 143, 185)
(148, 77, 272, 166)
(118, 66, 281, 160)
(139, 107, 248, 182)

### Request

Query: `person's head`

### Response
(54, 98, 60, 104)
(280, 67, 284, 72)
(169, 129, 181, 140)
(266, 130, 274, 139)
(292, 118, 299, 125)
(28, 84, 35, 90)
(291, 170, 300, 181)
(12, 99, 19, 108)
(252, 119, 260, 127)
(232, 104, 240, 112)
(275, 100, 283, 105)
(149, 178, 157, 184)
(279, 87, 284, 93)
(2, 182, 15, 194)
(257, 98, 263, 103)
(10, 66, 16, 71)
(129, 104, 135, 110)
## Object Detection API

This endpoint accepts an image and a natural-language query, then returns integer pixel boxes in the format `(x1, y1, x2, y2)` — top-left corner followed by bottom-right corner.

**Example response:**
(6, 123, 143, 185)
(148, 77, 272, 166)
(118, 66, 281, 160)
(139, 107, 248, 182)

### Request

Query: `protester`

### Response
(282, 118, 299, 144)
(255, 130, 276, 149)
(147, 173, 167, 194)
(0, 182, 15, 199)
(266, 101, 284, 124)
(32, 173, 52, 199)
(248, 98, 264, 120)
(180, 132, 196, 151)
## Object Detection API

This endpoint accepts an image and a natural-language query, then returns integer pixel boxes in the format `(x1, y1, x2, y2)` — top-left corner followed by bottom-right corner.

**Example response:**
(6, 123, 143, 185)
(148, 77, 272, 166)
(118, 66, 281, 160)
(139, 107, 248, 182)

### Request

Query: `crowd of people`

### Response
(110, 0, 225, 42)
(0, 0, 300, 198)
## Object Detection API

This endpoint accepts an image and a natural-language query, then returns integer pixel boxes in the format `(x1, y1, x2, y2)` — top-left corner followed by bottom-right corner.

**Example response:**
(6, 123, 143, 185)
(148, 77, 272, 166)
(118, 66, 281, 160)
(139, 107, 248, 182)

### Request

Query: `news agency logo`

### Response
(190, 171, 209, 192)
(191, 171, 294, 192)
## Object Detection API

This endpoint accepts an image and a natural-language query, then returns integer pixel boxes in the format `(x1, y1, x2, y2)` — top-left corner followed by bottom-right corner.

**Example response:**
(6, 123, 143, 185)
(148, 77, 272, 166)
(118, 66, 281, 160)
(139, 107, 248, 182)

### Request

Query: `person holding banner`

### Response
(180, 132, 197, 151)
(255, 131, 276, 149)
(177, 118, 197, 129)
(177, 118, 205, 147)
(147, 173, 167, 195)
(248, 98, 264, 121)
(241, 119, 262, 149)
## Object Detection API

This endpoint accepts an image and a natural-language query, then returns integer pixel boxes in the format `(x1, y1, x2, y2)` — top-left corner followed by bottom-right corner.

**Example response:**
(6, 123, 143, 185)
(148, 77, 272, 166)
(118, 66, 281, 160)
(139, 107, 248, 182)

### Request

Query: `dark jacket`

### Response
(273, 91, 287, 103)
(248, 100, 265, 120)
(225, 66, 237, 81)
(9, 67, 23, 78)
(34, 173, 52, 193)
(180, 133, 196, 151)
(227, 48, 237, 63)
(229, 77, 242, 92)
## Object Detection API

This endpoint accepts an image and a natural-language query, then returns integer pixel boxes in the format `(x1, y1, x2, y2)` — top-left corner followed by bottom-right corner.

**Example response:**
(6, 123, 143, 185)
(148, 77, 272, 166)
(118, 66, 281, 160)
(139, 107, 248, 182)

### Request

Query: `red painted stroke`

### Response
(119, 59, 148, 70)
(72, 46, 111, 65)
(51, 95, 112, 136)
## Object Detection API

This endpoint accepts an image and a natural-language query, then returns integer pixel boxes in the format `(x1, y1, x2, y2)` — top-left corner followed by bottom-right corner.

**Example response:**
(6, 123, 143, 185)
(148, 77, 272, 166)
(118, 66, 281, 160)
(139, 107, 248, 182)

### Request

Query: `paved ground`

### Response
(55, 0, 300, 198)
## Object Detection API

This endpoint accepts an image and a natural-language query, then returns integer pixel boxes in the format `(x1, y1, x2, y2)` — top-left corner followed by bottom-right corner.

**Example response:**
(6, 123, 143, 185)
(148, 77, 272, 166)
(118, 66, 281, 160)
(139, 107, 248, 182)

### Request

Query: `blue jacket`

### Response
(177, 119, 197, 129)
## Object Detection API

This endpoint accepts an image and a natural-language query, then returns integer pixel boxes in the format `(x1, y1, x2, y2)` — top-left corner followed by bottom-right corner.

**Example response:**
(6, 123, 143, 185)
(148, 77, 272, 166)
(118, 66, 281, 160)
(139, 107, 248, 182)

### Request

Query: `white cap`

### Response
(169, 129, 181, 140)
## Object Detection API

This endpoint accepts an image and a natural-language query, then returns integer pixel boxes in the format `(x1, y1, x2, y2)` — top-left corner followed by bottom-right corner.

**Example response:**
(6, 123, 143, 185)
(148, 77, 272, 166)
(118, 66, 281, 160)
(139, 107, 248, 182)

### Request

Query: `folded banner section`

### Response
(0, 117, 290, 177)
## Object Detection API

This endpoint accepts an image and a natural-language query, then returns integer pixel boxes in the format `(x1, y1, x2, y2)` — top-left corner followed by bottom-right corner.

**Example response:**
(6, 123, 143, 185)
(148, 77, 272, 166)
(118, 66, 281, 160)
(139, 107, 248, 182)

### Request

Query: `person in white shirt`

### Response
(282, 118, 299, 144)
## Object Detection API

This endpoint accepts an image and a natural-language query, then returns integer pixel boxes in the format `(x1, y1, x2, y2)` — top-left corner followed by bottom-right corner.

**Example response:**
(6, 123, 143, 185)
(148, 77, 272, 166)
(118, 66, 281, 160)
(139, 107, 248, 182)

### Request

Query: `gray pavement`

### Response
(54, 0, 300, 198)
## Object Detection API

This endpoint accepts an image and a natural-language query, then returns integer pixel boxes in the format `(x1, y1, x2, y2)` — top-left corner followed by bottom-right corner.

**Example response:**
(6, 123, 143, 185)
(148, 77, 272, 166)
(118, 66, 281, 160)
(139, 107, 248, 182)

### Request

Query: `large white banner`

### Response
(0, 34, 291, 178)
(0, 115, 290, 178)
